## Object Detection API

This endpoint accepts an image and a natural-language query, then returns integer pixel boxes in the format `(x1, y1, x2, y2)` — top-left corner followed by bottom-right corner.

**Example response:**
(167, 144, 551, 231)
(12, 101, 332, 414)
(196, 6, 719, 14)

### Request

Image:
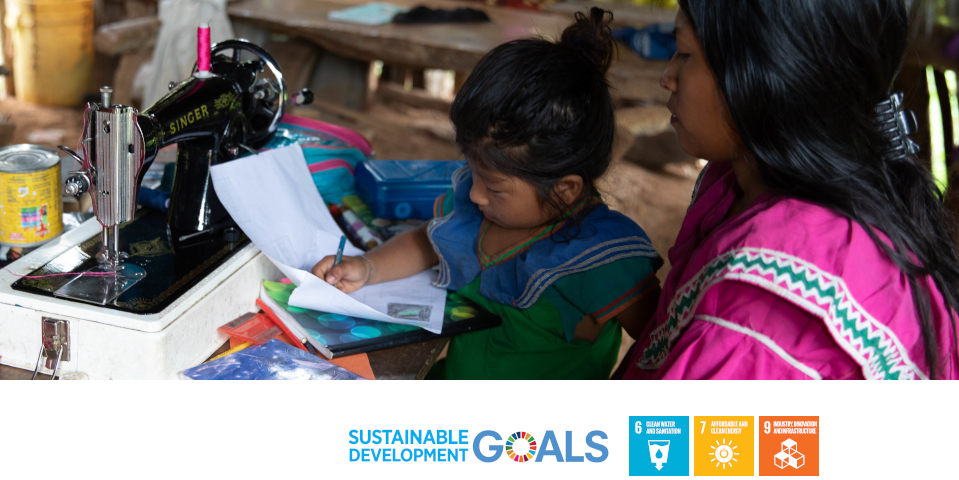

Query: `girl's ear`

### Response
(553, 174, 584, 205)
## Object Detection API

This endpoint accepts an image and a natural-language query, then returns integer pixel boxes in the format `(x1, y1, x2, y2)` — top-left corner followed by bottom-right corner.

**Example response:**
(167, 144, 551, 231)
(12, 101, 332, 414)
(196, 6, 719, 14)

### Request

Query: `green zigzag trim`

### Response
(639, 248, 921, 380)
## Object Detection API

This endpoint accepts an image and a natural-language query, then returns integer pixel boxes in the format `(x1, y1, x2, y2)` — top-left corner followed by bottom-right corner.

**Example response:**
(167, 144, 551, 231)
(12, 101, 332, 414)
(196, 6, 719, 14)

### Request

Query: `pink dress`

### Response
(622, 162, 958, 380)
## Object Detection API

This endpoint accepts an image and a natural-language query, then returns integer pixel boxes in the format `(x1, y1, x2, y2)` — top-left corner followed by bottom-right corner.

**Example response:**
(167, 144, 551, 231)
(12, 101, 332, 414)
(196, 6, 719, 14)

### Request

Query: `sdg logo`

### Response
(473, 430, 608, 463)
(505, 432, 537, 462)
(629, 416, 689, 476)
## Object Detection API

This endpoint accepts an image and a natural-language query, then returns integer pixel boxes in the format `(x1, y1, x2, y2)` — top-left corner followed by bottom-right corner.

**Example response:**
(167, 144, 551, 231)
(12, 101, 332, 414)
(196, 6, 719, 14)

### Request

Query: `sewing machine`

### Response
(0, 35, 310, 379)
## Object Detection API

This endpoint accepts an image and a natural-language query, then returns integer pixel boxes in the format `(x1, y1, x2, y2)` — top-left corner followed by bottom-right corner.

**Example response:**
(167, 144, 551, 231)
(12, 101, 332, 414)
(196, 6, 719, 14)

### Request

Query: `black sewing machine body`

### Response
(11, 40, 302, 314)
(142, 56, 279, 236)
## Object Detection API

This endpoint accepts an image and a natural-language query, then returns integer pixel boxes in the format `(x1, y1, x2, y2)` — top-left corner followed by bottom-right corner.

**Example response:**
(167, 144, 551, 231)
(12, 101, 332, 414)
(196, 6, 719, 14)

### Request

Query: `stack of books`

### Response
(259, 280, 501, 359)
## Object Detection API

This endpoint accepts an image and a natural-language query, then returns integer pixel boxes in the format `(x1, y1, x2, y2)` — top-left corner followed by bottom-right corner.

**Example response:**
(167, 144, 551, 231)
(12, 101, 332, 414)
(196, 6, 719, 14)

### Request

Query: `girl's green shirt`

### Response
(430, 189, 660, 380)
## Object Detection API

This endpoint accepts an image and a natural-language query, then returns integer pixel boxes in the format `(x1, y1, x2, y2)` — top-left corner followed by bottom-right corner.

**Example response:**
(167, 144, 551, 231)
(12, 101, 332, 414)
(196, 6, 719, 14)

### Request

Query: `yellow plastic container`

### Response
(4, 0, 93, 106)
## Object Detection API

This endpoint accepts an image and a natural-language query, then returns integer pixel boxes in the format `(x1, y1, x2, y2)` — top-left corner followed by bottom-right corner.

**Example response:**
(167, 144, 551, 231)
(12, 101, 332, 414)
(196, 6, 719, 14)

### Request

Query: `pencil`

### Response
(205, 341, 254, 363)
(334, 235, 346, 266)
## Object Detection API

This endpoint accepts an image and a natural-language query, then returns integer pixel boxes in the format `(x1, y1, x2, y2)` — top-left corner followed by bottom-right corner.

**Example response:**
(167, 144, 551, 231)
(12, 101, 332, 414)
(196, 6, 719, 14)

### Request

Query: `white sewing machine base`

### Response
(0, 217, 282, 379)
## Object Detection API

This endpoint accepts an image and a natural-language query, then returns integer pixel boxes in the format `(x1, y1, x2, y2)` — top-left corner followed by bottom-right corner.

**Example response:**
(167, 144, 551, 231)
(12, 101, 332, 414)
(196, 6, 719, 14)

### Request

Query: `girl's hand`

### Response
(311, 255, 370, 294)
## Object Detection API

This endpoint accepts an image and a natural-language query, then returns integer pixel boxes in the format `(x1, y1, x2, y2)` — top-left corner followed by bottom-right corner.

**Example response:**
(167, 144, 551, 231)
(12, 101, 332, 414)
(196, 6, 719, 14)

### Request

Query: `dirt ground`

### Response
(0, 99, 84, 151)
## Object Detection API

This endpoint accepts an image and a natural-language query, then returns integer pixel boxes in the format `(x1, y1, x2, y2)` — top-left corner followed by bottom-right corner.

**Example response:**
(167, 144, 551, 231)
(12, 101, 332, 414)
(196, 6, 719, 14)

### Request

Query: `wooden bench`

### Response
(226, 0, 669, 106)
(93, 0, 672, 134)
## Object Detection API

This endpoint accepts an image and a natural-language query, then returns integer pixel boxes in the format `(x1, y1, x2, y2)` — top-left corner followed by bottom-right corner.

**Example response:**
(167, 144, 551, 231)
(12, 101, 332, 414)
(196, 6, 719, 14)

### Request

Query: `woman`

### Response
(621, 0, 959, 379)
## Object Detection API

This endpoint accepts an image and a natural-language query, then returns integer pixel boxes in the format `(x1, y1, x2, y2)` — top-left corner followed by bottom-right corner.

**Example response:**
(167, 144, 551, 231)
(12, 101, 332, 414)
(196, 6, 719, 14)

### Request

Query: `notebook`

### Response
(179, 339, 366, 380)
(260, 280, 501, 359)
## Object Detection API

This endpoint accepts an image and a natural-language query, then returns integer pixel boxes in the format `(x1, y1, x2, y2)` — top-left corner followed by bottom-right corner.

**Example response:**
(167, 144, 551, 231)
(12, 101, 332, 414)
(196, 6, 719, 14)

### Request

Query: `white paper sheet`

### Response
(210, 145, 445, 333)
(291, 269, 444, 329)
(210, 144, 362, 273)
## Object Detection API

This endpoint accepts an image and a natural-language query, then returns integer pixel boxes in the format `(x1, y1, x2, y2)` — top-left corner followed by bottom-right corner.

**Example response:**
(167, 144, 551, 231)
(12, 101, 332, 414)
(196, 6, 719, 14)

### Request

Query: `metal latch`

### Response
(31, 318, 70, 380)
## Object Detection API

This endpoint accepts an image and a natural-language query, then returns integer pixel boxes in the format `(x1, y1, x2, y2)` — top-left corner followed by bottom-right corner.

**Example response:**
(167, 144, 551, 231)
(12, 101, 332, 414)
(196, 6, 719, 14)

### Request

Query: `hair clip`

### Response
(874, 92, 920, 161)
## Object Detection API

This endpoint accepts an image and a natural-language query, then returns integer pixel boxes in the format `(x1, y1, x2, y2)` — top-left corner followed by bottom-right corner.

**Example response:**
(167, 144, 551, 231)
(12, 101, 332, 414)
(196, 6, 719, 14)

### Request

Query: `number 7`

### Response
(700, 421, 706, 434)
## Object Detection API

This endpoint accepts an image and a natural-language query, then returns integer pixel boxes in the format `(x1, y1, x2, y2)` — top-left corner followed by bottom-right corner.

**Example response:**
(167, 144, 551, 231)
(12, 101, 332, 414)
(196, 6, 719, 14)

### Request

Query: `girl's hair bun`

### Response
(560, 7, 616, 76)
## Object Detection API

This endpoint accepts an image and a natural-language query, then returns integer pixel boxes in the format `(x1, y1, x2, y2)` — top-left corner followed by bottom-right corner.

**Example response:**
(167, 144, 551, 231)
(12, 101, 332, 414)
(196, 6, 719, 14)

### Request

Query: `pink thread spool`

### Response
(197, 23, 211, 76)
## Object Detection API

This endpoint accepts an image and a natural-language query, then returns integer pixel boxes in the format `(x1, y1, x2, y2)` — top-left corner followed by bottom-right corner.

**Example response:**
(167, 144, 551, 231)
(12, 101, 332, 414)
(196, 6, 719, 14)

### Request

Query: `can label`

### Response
(0, 166, 63, 245)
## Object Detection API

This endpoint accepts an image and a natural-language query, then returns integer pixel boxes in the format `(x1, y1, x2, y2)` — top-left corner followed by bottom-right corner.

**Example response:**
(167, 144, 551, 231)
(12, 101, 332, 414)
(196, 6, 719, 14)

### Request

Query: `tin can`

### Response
(0, 144, 63, 247)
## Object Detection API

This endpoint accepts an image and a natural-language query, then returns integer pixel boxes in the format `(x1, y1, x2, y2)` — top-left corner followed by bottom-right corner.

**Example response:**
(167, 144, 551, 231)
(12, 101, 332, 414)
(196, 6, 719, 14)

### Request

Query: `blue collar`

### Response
(427, 167, 659, 308)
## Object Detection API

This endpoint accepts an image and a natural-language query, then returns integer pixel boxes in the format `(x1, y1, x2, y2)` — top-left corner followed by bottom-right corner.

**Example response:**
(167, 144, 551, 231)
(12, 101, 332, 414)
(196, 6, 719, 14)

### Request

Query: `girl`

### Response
(313, 8, 663, 380)
(621, 0, 959, 380)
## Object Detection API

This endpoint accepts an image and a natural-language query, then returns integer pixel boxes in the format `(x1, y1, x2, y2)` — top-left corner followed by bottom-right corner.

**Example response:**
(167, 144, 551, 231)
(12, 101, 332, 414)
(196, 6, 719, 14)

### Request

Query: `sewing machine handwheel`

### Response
(200, 39, 287, 147)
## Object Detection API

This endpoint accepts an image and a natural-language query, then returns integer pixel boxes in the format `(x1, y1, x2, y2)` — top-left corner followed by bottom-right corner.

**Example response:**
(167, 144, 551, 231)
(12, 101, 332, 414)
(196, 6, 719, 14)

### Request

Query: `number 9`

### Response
(764, 421, 770, 434)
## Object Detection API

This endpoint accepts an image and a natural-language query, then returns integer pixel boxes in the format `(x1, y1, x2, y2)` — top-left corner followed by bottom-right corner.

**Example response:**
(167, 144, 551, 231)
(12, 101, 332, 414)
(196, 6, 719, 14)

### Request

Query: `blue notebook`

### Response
(180, 339, 366, 380)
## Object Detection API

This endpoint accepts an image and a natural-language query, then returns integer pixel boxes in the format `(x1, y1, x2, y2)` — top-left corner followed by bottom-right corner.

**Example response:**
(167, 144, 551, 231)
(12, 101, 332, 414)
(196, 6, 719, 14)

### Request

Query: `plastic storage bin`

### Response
(5, 0, 94, 106)
(355, 160, 466, 220)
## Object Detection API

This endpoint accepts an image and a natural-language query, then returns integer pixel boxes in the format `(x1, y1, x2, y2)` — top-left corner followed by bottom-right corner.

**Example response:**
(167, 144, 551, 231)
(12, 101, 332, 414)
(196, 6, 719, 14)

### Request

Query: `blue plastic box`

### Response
(354, 160, 467, 220)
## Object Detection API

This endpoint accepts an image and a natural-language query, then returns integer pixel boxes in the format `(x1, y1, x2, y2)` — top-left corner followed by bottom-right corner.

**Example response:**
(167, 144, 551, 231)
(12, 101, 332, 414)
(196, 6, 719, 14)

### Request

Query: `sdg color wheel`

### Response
(506, 432, 537, 462)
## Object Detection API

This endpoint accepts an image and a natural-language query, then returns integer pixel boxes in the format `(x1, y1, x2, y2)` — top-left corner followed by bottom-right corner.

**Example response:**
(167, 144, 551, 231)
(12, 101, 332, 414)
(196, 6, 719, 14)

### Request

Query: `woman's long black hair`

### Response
(678, 0, 959, 377)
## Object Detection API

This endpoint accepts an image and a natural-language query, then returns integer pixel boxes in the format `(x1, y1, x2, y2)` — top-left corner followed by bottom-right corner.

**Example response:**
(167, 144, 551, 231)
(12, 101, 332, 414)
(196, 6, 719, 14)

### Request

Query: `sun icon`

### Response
(710, 438, 739, 469)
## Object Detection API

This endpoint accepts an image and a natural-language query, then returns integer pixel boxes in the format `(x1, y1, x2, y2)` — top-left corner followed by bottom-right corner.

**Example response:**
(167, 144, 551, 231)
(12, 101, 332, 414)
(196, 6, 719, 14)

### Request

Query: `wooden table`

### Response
(368, 338, 447, 380)
(0, 337, 448, 380)
(544, 0, 676, 26)
(227, 0, 669, 104)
